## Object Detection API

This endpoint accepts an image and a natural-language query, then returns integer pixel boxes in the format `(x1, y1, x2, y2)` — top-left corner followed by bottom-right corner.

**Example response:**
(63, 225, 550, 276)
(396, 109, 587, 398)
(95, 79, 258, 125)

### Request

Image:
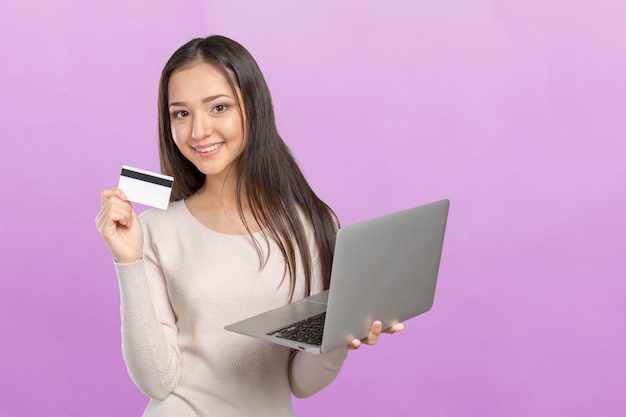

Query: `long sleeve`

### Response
(287, 211, 348, 398)
(288, 347, 349, 398)
(110, 201, 346, 416)
(115, 259, 181, 399)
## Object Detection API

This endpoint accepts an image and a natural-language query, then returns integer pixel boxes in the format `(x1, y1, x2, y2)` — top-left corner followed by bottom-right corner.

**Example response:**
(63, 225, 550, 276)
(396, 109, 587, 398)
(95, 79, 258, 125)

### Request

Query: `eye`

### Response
(212, 104, 228, 113)
(172, 110, 189, 119)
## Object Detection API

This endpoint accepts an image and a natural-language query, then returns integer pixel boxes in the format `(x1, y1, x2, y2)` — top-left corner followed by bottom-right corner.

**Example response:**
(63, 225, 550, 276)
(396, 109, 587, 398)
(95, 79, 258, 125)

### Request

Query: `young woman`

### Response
(96, 35, 403, 416)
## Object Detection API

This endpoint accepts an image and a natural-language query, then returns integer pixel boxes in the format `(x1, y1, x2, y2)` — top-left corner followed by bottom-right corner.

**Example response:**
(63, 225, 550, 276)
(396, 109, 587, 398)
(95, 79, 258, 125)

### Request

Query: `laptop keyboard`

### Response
(267, 312, 326, 346)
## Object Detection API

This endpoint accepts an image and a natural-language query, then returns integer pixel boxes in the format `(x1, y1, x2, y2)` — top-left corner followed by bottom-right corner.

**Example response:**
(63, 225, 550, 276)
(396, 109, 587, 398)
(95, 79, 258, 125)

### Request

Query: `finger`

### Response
(383, 323, 405, 334)
(109, 204, 133, 227)
(348, 339, 361, 350)
(101, 188, 128, 206)
(96, 198, 134, 233)
(358, 321, 383, 346)
(369, 321, 383, 342)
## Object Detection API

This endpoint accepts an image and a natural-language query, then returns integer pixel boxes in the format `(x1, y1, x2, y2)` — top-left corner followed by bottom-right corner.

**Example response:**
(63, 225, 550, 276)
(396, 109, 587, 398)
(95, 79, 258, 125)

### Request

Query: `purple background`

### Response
(1, 1, 625, 416)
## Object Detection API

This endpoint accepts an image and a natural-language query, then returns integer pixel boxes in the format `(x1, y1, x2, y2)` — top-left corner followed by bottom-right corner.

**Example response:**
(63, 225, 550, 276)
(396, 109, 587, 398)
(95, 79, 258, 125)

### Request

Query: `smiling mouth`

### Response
(194, 143, 224, 153)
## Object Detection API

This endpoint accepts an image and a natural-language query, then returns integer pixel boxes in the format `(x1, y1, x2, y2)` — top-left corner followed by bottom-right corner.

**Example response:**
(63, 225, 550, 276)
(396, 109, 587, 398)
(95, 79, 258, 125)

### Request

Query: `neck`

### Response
(184, 167, 261, 234)
(196, 169, 246, 210)
(202, 172, 236, 199)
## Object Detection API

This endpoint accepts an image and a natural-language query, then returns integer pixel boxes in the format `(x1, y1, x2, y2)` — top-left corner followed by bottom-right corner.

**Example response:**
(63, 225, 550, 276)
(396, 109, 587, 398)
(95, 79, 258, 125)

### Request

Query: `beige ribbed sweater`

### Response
(114, 200, 348, 417)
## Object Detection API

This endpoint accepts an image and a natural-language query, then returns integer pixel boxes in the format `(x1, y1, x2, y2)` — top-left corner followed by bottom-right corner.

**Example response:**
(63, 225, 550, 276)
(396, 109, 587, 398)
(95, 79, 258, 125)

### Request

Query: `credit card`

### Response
(117, 165, 174, 210)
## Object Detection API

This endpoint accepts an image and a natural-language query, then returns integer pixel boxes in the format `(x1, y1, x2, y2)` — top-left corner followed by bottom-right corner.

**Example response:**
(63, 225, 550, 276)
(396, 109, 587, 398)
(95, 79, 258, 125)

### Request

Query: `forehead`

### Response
(167, 62, 238, 101)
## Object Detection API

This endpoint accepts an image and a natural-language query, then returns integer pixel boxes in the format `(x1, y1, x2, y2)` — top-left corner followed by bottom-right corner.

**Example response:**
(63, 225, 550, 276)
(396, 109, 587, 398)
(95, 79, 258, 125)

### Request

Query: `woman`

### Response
(96, 35, 402, 416)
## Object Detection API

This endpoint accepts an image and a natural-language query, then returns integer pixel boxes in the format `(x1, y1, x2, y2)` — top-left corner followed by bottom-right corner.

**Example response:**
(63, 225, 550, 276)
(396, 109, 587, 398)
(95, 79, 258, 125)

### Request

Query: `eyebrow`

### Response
(168, 94, 232, 108)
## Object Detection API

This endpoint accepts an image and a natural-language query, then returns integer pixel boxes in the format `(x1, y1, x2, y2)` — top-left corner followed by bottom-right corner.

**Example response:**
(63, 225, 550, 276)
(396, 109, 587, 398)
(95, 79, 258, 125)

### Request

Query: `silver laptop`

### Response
(225, 199, 449, 354)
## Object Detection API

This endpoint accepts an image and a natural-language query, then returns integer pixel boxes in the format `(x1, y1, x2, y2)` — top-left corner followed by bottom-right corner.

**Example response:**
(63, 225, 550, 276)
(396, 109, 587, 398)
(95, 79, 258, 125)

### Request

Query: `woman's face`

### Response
(167, 61, 245, 181)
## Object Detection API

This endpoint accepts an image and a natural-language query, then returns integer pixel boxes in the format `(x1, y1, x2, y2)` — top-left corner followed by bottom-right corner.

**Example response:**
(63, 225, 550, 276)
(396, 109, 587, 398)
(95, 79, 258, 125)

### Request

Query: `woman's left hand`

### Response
(348, 321, 405, 350)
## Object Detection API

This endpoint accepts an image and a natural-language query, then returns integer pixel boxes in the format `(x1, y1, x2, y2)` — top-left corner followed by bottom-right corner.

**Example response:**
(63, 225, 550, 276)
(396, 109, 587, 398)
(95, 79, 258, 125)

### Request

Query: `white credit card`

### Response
(117, 166, 174, 210)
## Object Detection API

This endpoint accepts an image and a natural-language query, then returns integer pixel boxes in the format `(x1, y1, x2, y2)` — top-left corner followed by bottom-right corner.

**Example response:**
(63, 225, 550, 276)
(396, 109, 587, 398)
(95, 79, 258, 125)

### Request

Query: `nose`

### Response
(191, 112, 213, 140)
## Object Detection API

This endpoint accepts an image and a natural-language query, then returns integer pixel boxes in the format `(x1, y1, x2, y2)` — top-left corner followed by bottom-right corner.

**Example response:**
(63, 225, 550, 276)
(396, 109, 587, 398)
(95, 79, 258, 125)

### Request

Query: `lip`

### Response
(193, 142, 224, 158)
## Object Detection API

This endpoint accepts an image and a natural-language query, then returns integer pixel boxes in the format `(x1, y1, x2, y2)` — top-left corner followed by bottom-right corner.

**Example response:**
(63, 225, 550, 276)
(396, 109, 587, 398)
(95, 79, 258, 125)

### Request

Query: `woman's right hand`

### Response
(95, 188, 144, 263)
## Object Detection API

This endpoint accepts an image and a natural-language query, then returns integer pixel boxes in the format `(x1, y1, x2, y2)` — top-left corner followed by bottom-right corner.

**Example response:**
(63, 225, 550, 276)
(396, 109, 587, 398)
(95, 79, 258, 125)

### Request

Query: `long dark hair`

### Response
(157, 35, 338, 301)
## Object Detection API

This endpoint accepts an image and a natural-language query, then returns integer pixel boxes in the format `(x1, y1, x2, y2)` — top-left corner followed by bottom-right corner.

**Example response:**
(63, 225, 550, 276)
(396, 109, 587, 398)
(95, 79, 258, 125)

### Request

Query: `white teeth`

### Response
(195, 143, 223, 152)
